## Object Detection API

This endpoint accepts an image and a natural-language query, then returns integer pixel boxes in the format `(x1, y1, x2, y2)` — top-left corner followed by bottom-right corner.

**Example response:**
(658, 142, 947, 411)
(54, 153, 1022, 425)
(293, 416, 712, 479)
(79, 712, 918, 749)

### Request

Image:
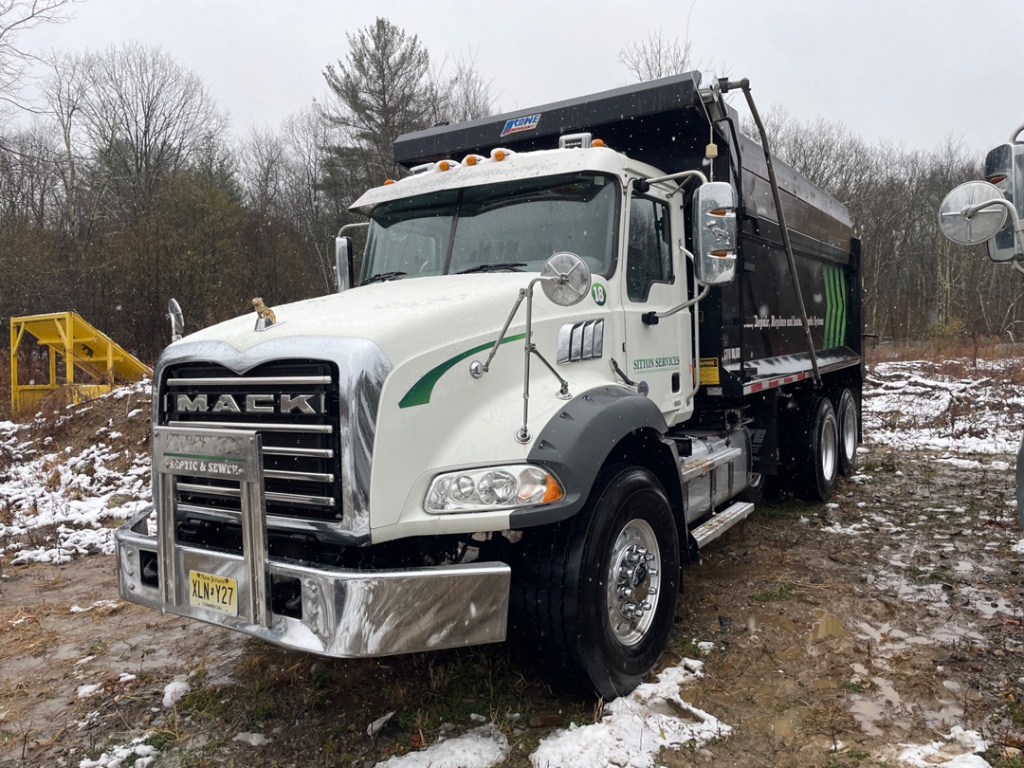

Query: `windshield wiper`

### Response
(361, 271, 407, 285)
(457, 263, 527, 274)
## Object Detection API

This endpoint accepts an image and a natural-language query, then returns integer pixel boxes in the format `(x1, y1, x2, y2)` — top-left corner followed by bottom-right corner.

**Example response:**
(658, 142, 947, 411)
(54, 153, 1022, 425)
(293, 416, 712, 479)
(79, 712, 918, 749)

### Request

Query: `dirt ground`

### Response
(2, 398, 1023, 766)
(671, 445, 1024, 767)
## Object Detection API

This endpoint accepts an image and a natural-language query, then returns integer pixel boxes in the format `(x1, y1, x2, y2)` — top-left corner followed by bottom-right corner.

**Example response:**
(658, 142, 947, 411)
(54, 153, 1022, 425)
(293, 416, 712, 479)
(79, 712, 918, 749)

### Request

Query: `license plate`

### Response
(189, 570, 238, 616)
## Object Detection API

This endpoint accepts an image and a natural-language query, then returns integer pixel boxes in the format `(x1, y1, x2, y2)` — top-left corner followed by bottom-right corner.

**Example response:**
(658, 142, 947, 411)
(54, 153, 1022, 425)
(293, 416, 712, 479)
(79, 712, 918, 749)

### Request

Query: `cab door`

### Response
(621, 188, 693, 426)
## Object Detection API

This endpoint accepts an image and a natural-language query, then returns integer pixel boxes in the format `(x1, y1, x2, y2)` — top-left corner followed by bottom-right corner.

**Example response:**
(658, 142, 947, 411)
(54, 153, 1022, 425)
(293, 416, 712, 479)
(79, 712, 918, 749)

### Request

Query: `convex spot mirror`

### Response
(938, 181, 1009, 252)
(540, 252, 592, 306)
(694, 181, 738, 285)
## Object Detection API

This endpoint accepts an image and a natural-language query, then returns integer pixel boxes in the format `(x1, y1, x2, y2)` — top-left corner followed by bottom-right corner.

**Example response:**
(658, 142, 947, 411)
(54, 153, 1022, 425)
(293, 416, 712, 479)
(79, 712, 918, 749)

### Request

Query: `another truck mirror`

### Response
(984, 141, 1024, 262)
(693, 181, 738, 286)
(335, 236, 354, 292)
(167, 298, 184, 343)
(938, 181, 1009, 248)
(539, 252, 592, 306)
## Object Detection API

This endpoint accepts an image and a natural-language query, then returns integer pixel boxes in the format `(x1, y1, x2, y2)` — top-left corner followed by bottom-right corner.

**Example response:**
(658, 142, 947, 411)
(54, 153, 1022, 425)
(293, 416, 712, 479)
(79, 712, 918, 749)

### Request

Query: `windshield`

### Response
(360, 173, 618, 283)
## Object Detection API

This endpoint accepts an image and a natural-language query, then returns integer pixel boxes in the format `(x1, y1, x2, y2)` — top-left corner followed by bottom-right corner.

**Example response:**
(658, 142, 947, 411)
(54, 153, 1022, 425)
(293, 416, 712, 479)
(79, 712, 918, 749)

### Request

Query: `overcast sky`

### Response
(18, 0, 1024, 156)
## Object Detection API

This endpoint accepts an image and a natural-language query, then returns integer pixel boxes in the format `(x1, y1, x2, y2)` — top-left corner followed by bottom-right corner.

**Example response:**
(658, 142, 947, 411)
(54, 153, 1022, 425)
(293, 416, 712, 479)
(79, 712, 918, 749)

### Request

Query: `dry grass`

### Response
(0, 603, 65, 662)
(22, 384, 152, 469)
(0, 353, 9, 423)
(865, 336, 1024, 368)
(169, 638, 592, 765)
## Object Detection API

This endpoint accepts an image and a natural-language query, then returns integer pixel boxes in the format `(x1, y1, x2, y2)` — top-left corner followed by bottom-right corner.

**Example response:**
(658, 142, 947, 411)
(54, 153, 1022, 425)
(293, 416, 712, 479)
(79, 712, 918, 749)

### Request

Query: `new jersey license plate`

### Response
(189, 570, 238, 616)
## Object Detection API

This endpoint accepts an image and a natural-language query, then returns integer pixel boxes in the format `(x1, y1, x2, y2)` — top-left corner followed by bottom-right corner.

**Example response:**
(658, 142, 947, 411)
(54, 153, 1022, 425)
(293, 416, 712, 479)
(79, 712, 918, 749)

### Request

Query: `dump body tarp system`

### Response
(10, 312, 152, 417)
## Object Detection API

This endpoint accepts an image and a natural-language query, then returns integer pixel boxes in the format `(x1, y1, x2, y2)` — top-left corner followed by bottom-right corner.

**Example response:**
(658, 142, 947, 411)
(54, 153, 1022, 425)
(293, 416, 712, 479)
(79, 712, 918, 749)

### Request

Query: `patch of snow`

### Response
(233, 732, 272, 747)
(529, 664, 728, 768)
(162, 679, 190, 708)
(70, 600, 121, 614)
(380, 724, 509, 768)
(368, 711, 396, 737)
(78, 736, 159, 768)
(895, 727, 990, 767)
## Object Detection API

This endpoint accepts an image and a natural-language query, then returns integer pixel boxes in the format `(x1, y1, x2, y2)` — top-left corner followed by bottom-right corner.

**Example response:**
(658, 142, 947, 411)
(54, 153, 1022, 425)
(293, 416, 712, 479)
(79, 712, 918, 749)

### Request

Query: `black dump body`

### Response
(394, 73, 862, 400)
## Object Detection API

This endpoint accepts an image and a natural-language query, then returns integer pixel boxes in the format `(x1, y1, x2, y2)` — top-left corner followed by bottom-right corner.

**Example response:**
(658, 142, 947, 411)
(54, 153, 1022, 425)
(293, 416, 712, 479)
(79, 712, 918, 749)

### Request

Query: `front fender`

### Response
(513, 385, 669, 528)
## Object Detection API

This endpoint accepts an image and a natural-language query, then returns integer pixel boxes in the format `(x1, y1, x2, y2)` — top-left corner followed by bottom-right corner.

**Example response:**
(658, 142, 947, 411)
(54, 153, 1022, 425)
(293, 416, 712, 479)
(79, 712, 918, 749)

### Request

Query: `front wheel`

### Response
(511, 466, 680, 700)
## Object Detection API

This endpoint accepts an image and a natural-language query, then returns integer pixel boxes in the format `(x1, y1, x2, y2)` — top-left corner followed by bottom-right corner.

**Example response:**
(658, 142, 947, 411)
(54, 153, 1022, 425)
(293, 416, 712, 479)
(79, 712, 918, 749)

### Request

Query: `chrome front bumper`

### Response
(114, 426, 510, 657)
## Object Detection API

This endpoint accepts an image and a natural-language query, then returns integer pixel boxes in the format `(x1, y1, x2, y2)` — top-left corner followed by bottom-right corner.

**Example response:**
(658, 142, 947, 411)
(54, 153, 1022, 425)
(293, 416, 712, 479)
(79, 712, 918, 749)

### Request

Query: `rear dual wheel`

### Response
(830, 387, 860, 477)
(789, 394, 839, 502)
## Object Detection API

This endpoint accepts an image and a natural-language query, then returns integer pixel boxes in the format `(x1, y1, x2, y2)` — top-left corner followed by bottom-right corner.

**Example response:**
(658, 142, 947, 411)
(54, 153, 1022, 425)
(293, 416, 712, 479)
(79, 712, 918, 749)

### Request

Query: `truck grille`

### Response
(160, 361, 342, 525)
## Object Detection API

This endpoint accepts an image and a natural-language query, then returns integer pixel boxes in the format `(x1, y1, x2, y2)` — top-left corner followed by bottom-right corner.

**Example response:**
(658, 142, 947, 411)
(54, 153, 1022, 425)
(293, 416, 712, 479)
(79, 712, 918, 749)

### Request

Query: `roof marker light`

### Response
(437, 159, 459, 172)
(464, 154, 485, 167)
(384, 179, 396, 185)
(491, 148, 514, 162)
(592, 138, 606, 148)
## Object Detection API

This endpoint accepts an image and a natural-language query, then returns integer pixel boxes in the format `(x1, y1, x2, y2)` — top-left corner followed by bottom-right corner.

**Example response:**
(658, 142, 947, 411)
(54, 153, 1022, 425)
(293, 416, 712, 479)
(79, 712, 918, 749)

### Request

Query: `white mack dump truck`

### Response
(115, 72, 864, 699)
(939, 123, 1024, 526)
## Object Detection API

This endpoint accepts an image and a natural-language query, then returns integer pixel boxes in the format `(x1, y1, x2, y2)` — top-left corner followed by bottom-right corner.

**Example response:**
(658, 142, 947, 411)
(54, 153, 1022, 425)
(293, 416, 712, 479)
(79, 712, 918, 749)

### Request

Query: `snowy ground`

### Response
(0, 380, 152, 567)
(2, 359, 1023, 767)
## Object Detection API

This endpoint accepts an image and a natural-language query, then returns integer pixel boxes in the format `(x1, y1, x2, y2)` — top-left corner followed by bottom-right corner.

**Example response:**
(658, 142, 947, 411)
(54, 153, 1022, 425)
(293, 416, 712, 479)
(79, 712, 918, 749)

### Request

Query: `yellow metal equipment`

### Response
(10, 312, 152, 418)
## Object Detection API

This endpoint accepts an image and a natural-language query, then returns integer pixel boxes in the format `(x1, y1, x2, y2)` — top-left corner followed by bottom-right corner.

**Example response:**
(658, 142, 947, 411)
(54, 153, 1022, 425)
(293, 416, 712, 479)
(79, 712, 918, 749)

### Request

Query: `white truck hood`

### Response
(179, 274, 548, 365)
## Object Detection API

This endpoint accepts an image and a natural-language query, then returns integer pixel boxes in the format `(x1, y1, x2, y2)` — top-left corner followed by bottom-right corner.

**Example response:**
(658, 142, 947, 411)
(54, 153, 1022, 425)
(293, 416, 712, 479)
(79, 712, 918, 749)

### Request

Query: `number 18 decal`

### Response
(592, 283, 607, 306)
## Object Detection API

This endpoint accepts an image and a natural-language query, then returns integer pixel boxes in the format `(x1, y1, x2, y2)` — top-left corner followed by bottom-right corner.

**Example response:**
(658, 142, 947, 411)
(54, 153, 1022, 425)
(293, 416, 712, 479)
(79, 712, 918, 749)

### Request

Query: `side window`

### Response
(626, 197, 673, 302)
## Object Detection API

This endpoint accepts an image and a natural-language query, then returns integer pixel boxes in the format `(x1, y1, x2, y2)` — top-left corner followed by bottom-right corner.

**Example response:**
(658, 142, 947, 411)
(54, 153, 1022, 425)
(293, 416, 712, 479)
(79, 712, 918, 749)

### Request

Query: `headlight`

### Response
(425, 465, 564, 514)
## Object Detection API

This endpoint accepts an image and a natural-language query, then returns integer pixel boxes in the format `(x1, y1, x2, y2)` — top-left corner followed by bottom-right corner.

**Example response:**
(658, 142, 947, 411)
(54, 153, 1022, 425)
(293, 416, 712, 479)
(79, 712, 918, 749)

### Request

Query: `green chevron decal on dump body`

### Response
(399, 333, 527, 408)
(823, 264, 847, 348)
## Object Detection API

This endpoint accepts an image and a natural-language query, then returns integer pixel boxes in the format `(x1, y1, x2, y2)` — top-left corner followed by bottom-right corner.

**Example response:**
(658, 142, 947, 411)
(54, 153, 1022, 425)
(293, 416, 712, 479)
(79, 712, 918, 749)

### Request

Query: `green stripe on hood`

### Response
(399, 333, 527, 408)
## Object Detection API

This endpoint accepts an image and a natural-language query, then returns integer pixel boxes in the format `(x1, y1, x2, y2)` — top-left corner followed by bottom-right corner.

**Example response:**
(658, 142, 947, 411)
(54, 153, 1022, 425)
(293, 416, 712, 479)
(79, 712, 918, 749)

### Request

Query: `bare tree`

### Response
(429, 50, 495, 125)
(619, 31, 697, 82)
(77, 42, 228, 221)
(239, 126, 284, 213)
(41, 48, 95, 245)
(0, 0, 77, 112)
(0, 120, 59, 225)
(281, 105, 344, 290)
(238, 126, 286, 289)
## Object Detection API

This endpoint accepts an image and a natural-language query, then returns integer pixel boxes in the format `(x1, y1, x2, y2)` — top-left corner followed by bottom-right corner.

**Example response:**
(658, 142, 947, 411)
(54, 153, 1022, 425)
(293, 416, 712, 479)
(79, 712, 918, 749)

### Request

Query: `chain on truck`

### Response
(939, 122, 1024, 527)
(115, 72, 864, 700)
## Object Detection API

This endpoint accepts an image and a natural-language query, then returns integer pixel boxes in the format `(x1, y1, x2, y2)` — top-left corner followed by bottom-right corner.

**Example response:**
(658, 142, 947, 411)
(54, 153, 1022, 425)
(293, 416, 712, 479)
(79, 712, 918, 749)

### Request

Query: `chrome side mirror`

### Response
(335, 236, 354, 292)
(693, 181, 738, 285)
(984, 141, 1024, 262)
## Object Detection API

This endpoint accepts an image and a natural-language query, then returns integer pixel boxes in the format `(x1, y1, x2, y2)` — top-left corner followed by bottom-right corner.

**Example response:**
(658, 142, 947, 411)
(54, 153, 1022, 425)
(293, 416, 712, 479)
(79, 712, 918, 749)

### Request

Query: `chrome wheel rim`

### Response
(840, 400, 858, 463)
(606, 518, 661, 647)
(821, 415, 838, 481)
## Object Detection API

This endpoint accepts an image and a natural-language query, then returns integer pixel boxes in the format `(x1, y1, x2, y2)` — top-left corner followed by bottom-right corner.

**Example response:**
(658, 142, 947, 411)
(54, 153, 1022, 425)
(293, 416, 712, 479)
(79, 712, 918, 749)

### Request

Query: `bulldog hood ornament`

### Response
(252, 297, 276, 331)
